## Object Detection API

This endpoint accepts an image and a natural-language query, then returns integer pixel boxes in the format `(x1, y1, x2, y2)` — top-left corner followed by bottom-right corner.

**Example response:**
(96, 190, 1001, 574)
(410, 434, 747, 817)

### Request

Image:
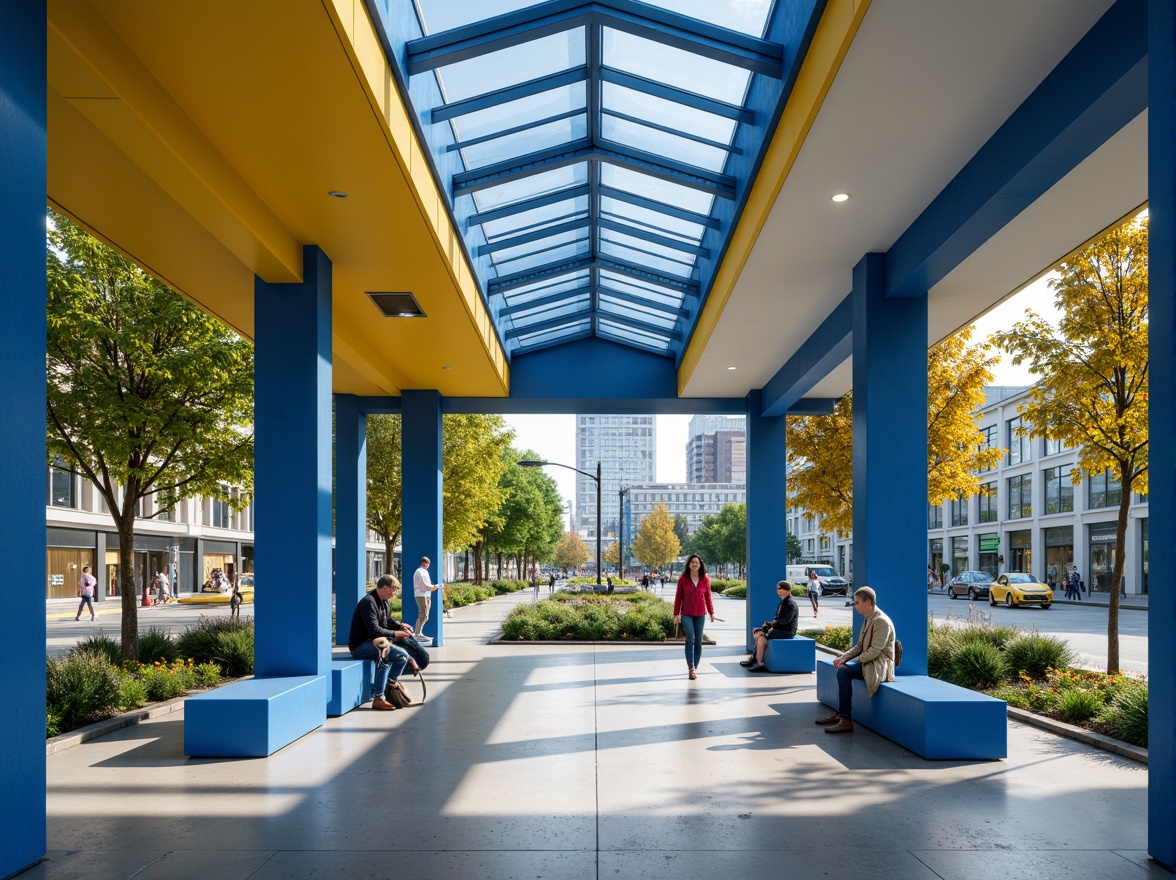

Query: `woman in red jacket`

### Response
(674, 553, 715, 680)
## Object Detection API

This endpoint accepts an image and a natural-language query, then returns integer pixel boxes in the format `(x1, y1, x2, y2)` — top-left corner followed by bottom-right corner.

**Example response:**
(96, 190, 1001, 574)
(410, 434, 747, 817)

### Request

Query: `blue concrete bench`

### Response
(328, 656, 375, 716)
(763, 636, 815, 672)
(185, 675, 326, 757)
(816, 658, 1006, 759)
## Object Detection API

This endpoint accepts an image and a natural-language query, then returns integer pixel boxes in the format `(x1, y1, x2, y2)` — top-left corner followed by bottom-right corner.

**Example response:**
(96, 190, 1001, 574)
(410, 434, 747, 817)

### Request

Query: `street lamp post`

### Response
(618, 486, 630, 579)
(519, 459, 602, 586)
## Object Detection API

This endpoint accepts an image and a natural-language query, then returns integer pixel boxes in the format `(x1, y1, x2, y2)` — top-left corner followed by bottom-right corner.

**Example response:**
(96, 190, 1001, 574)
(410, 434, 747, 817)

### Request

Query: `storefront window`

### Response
(1008, 530, 1031, 573)
(1088, 523, 1118, 593)
(977, 533, 999, 577)
(1042, 526, 1073, 589)
(951, 536, 969, 577)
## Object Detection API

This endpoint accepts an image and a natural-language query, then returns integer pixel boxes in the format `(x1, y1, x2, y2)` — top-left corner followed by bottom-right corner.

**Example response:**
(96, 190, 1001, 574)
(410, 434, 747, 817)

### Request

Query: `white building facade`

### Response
(576, 414, 656, 542)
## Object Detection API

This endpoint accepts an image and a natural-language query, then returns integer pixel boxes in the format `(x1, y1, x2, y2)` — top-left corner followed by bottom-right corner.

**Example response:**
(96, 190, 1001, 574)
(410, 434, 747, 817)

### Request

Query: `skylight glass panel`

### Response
(492, 240, 590, 275)
(601, 165, 714, 215)
(602, 115, 728, 173)
(599, 197, 704, 242)
(502, 270, 590, 302)
(598, 319, 671, 347)
(473, 164, 587, 212)
(602, 82, 736, 147)
(601, 228, 698, 263)
(490, 228, 587, 264)
(599, 270, 688, 306)
(599, 299, 677, 329)
(414, 0, 537, 34)
(603, 29, 751, 105)
(510, 296, 590, 323)
(516, 319, 591, 346)
(449, 84, 586, 142)
(645, 0, 774, 37)
(481, 195, 589, 241)
(600, 239, 694, 278)
(460, 116, 586, 170)
(434, 30, 585, 103)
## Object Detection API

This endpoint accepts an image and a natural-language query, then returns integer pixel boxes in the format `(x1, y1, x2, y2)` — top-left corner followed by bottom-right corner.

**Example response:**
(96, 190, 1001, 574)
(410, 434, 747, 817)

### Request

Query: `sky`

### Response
(503, 275, 1062, 511)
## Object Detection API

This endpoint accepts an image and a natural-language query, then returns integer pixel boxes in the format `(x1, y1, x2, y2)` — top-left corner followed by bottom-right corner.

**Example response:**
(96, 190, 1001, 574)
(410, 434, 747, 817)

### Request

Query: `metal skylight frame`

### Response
(370, 0, 788, 360)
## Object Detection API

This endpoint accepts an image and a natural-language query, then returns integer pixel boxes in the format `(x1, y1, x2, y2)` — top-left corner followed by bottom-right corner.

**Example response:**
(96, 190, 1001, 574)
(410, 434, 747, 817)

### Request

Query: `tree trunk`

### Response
(1107, 470, 1133, 673)
(384, 535, 397, 581)
(118, 513, 140, 663)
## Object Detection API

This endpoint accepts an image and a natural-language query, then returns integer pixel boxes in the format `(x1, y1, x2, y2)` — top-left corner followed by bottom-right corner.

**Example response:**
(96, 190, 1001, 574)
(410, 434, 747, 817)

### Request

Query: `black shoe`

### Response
(739, 658, 756, 667)
(748, 663, 767, 673)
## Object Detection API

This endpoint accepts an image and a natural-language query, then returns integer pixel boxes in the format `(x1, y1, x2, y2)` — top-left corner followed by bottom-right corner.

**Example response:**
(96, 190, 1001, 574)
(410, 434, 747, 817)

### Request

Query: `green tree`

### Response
(786, 327, 1002, 534)
(672, 514, 690, 550)
(482, 452, 564, 579)
(552, 530, 590, 573)
(992, 216, 1148, 673)
(603, 539, 621, 568)
(785, 532, 803, 563)
(365, 414, 513, 578)
(631, 504, 681, 572)
(46, 212, 254, 662)
(691, 503, 746, 577)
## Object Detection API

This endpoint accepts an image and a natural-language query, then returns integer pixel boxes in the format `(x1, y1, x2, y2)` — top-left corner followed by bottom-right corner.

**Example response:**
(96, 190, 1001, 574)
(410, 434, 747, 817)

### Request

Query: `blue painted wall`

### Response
(402, 390, 444, 644)
(744, 391, 788, 651)
(0, 2, 47, 874)
(510, 337, 679, 400)
(1148, 0, 1175, 867)
(254, 247, 333, 685)
(851, 254, 928, 674)
(334, 395, 367, 647)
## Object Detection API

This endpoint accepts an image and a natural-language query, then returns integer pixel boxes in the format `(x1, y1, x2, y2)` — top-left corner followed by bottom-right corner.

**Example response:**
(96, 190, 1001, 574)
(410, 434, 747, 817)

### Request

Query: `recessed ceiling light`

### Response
(327, 190, 349, 199)
(368, 291, 426, 318)
(831, 192, 850, 203)
(441, 365, 453, 370)
(727, 365, 737, 371)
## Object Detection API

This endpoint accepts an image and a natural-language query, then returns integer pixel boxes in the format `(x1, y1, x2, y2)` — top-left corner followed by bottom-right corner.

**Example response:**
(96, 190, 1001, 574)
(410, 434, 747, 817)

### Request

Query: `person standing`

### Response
(348, 575, 413, 710)
(413, 556, 442, 638)
(549, 572, 556, 594)
(75, 563, 97, 621)
(742, 581, 799, 672)
(531, 568, 540, 602)
(673, 553, 715, 680)
(1067, 565, 1083, 601)
(808, 569, 821, 617)
(816, 586, 897, 733)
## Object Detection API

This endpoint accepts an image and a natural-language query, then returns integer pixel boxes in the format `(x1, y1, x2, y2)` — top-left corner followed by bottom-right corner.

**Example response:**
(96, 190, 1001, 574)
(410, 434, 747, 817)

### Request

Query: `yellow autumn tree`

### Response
(992, 215, 1148, 673)
(786, 327, 1003, 535)
(552, 531, 590, 573)
(631, 504, 681, 572)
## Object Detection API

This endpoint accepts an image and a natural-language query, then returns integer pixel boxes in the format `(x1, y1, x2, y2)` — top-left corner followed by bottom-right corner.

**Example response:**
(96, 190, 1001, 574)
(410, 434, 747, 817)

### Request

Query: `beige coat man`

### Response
(818, 586, 897, 733)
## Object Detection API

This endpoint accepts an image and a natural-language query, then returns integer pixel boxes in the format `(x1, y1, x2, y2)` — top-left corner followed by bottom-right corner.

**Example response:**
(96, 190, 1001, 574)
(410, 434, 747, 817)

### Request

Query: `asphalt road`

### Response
(47, 587, 1149, 674)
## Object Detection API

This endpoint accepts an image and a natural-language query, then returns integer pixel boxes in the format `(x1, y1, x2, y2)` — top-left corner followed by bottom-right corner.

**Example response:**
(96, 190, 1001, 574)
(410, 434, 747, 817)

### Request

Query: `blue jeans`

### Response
(350, 639, 409, 700)
(681, 615, 706, 668)
(836, 661, 865, 719)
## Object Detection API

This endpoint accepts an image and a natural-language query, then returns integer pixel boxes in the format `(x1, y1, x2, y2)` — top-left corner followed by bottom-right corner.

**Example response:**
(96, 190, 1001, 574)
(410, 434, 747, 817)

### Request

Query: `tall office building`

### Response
(685, 414, 746, 484)
(576, 415, 656, 542)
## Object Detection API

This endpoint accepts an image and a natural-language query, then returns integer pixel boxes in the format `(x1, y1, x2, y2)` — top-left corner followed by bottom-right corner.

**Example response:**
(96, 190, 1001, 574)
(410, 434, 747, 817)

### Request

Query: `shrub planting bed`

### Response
(501, 592, 675, 641)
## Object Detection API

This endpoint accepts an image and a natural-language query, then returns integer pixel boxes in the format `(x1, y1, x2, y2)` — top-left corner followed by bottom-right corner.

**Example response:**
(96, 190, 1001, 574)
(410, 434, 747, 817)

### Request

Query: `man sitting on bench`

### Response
(348, 575, 413, 711)
(741, 580, 798, 672)
(816, 586, 896, 733)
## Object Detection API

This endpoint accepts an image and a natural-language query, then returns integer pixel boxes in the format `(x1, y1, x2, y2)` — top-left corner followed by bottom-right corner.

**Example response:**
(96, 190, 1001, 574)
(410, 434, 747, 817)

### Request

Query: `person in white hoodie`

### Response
(412, 556, 442, 639)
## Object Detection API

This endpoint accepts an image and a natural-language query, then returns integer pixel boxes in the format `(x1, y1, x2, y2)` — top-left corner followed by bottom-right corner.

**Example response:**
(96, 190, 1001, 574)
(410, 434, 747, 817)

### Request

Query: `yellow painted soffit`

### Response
(323, 0, 509, 395)
(677, 0, 872, 396)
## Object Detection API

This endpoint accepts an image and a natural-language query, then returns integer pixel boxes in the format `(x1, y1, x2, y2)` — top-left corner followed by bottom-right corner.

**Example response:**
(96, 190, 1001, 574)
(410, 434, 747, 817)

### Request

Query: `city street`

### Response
(47, 586, 1149, 675)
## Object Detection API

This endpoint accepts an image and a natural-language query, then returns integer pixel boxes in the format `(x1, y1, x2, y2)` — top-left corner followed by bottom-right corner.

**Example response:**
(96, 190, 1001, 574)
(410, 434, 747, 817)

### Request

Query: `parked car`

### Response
(988, 572, 1052, 608)
(786, 564, 850, 596)
(946, 570, 992, 600)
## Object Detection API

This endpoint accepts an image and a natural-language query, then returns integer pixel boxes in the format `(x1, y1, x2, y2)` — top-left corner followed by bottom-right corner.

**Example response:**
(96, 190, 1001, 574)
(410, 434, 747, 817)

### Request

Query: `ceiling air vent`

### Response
(368, 292, 426, 318)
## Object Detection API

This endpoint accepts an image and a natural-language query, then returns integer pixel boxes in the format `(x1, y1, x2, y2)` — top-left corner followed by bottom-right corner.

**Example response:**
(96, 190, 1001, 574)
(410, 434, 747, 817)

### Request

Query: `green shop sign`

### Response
(979, 534, 1000, 552)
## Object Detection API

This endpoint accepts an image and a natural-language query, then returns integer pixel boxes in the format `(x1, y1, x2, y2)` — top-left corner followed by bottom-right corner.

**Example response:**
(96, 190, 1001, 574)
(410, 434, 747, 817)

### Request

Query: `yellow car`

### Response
(988, 572, 1052, 609)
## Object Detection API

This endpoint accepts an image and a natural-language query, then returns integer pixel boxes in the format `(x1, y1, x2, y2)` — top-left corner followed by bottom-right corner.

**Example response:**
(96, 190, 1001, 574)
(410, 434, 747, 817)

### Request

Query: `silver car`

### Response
(946, 570, 992, 600)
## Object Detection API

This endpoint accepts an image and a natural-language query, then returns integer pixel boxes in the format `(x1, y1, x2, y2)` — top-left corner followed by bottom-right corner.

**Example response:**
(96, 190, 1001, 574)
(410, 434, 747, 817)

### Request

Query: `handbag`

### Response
(384, 679, 413, 709)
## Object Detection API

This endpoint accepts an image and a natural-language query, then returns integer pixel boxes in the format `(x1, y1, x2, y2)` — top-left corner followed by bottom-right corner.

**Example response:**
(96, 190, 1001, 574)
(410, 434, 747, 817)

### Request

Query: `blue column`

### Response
(402, 390, 444, 645)
(745, 390, 788, 651)
(254, 246, 333, 681)
(0, 2, 47, 874)
(851, 253, 928, 673)
(1148, 0, 1176, 867)
(334, 395, 367, 647)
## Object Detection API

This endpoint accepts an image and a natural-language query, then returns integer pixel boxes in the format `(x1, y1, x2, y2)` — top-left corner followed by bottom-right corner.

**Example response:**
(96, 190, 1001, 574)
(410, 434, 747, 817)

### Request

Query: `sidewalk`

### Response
(33, 589, 1164, 880)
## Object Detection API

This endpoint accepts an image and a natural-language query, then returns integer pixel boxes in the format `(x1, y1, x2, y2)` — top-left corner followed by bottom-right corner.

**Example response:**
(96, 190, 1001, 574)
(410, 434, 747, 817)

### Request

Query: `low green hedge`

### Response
(501, 594, 675, 641)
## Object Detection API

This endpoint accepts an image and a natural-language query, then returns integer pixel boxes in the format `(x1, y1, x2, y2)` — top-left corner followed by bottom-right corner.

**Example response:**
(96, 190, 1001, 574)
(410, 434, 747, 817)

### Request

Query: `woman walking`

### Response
(808, 569, 821, 617)
(75, 563, 96, 621)
(673, 554, 715, 680)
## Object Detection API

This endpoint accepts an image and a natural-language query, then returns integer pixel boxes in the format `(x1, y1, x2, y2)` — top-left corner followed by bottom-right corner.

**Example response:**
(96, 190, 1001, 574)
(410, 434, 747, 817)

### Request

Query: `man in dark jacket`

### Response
(349, 575, 413, 710)
(742, 580, 799, 672)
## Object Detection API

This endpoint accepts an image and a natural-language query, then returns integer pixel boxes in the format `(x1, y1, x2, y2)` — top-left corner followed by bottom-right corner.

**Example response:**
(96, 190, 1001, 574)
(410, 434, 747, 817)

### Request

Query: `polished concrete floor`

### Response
(36, 589, 1166, 880)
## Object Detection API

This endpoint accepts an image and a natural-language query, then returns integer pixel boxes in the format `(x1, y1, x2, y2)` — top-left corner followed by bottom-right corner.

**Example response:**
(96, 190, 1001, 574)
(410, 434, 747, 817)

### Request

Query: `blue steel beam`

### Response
(598, 67, 754, 123)
(601, 107, 743, 154)
(598, 217, 707, 256)
(407, 1, 783, 78)
(445, 108, 584, 153)
(506, 311, 593, 340)
(760, 294, 853, 417)
(597, 285, 690, 317)
(489, 254, 699, 295)
(598, 184, 718, 228)
(886, 0, 1147, 298)
(596, 312, 681, 341)
(468, 184, 590, 226)
(477, 217, 590, 256)
(500, 288, 592, 317)
(429, 66, 587, 124)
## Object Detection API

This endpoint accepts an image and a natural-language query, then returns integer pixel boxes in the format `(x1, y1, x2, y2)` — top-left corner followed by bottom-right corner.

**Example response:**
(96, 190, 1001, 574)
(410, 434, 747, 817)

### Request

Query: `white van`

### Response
(785, 564, 850, 596)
